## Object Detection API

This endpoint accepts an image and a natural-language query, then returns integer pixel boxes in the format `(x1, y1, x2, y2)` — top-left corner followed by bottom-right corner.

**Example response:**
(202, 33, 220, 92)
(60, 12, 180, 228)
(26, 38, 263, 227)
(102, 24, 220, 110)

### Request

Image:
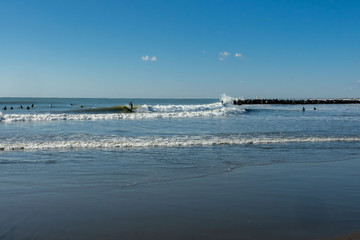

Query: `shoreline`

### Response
(325, 231, 360, 240)
(233, 98, 360, 105)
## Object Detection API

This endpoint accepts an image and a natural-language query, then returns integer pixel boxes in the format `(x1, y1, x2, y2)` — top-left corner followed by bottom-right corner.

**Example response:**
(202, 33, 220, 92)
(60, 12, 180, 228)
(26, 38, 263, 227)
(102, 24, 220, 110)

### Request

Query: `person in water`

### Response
(302, 107, 305, 111)
(129, 102, 133, 111)
(2, 106, 7, 111)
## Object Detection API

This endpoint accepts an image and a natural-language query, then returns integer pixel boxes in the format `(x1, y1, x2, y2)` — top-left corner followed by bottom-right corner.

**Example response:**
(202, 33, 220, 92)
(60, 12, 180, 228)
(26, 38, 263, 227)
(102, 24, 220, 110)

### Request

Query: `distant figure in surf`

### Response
(10, 106, 13, 110)
(302, 107, 305, 111)
(26, 106, 30, 110)
(31, 104, 34, 108)
(129, 102, 133, 111)
(20, 105, 23, 109)
(313, 107, 317, 110)
(49, 104, 53, 108)
(2, 106, 7, 111)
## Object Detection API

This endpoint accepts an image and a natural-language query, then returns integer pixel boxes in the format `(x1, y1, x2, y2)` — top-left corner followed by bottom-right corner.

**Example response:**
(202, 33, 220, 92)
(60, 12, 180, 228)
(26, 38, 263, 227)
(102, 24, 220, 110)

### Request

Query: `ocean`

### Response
(1, 96, 360, 240)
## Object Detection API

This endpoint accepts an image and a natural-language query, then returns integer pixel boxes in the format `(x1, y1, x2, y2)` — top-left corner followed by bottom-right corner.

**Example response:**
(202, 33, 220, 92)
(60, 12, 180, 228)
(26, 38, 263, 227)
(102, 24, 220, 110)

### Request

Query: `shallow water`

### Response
(1, 97, 360, 239)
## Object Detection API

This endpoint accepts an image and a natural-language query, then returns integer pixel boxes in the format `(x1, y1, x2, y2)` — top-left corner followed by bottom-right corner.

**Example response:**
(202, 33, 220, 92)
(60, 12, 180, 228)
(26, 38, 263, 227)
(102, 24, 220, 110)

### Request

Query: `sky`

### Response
(0, 0, 359, 99)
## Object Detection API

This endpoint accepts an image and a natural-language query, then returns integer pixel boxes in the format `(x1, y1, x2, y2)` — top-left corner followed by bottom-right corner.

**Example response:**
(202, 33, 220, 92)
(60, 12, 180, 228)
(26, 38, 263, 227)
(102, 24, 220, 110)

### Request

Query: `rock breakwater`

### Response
(233, 98, 360, 105)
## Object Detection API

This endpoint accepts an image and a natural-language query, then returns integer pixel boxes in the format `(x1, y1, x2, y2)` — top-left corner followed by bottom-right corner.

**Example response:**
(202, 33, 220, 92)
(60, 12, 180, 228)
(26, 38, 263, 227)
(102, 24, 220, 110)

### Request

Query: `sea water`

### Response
(1, 96, 360, 240)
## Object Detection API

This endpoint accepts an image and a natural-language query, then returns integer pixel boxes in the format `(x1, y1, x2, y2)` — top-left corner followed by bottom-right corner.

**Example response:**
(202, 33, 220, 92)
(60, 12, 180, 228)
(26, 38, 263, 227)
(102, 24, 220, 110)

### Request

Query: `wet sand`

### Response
(325, 232, 360, 240)
(1, 153, 360, 240)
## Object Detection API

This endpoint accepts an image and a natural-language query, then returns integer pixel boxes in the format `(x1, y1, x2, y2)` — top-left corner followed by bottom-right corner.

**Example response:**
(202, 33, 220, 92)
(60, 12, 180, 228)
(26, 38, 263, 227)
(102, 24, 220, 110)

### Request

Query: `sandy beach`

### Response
(325, 232, 360, 240)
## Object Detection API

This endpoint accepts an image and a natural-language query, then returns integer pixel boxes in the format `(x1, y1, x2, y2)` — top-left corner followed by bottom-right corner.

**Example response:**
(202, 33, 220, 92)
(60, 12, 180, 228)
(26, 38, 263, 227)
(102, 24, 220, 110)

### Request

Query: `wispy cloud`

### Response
(219, 51, 230, 57)
(219, 51, 230, 61)
(235, 53, 242, 57)
(142, 55, 157, 62)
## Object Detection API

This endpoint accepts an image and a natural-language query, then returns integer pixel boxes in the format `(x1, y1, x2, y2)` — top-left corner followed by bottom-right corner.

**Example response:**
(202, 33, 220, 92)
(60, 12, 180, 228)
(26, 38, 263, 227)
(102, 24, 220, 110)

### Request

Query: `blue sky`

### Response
(0, 0, 359, 99)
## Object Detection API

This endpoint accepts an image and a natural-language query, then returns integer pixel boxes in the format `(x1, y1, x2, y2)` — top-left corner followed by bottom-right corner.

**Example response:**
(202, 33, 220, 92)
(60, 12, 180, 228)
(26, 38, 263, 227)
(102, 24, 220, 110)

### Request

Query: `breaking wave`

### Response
(1, 135, 359, 151)
(0, 102, 244, 122)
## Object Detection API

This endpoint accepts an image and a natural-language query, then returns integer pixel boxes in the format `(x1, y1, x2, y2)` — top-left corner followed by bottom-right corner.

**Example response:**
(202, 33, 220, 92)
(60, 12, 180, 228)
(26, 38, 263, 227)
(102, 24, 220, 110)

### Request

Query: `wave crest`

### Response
(1, 136, 359, 151)
(0, 103, 244, 122)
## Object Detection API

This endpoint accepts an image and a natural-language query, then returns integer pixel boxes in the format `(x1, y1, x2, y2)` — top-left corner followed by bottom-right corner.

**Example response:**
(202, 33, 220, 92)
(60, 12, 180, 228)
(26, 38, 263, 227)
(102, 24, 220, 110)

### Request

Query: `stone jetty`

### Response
(233, 98, 360, 105)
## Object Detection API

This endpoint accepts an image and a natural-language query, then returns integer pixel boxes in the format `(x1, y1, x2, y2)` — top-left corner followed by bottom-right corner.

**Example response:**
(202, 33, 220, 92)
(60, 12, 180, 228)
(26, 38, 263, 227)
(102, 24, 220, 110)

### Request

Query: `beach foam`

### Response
(1, 135, 359, 151)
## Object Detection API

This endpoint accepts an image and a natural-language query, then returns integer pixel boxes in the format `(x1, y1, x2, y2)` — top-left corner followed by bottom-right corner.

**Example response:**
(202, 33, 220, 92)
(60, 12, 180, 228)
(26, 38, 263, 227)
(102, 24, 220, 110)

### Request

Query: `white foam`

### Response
(1, 136, 359, 151)
(0, 104, 245, 122)
(220, 93, 245, 105)
(148, 102, 224, 112)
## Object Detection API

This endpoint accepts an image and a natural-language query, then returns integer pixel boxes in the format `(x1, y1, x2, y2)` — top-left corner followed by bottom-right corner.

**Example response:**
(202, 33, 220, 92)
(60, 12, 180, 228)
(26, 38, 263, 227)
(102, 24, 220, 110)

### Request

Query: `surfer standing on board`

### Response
(129, 102, 133, 111)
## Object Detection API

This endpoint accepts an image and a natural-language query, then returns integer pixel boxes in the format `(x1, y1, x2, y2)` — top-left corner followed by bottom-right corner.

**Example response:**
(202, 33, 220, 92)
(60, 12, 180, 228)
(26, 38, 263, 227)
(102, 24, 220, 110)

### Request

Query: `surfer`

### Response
(129, 102, 133, 111)
(302, 107, 305, 111)
(2, 106, 7, 111)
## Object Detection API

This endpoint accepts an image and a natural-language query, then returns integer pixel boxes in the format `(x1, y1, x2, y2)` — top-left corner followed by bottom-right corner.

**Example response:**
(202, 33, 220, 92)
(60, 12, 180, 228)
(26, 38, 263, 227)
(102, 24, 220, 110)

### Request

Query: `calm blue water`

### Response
(1, 97, 360, 240)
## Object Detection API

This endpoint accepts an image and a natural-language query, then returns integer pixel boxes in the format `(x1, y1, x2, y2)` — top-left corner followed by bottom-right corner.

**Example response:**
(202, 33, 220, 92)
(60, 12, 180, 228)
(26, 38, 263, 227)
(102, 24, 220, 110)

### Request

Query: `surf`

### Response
(73, 105, 139, 113)
(0, 101, 245, 122)
(1, 135, 360, 151)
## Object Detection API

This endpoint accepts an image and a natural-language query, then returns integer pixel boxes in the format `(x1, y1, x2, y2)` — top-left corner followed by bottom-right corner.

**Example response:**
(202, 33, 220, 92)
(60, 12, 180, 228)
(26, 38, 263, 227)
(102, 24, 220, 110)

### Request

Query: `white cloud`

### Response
(142, 55, 157, 62)
(219, 51, 230, 57)
(235, 53, 242, 57)
(219, 51, 231, 61)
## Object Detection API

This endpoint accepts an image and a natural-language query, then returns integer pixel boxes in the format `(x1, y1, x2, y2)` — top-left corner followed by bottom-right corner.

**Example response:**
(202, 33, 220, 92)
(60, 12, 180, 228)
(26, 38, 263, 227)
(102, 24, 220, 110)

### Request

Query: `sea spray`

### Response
(220, 94, 243, 105)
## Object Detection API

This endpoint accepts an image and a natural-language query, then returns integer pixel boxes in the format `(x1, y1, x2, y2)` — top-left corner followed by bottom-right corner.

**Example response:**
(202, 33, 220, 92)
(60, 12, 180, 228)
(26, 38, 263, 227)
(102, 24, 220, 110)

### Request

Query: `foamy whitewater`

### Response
(1, 96, 360, 152)
(1, 96, 360, 240)
(0, 104, 242, 122)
